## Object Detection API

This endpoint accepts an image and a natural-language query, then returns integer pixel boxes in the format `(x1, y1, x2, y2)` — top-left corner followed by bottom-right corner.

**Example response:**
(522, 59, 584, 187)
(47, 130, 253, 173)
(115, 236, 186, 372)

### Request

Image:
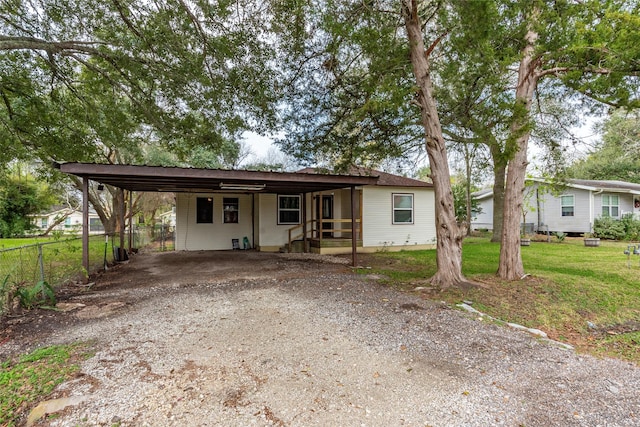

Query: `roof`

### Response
(473, 178, 640, 199)
(56, 163, 379, 194)
(297, 167, 432, 188)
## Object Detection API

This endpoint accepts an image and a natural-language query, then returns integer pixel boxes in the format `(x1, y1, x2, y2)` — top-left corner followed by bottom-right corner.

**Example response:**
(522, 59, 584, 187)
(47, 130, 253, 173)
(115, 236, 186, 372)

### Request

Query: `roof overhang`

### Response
(57, 162, 379, 194)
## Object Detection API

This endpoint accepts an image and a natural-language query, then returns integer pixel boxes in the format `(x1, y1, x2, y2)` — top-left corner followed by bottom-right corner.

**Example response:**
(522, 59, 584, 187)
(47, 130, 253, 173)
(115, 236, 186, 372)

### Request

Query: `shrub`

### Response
(593, 215, 640, 240)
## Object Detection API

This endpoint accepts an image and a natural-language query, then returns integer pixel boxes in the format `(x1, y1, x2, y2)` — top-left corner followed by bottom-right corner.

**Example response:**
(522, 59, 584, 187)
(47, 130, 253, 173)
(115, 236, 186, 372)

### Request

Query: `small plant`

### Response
(554, 231, 566, 242)
(15, 280, 56, 310)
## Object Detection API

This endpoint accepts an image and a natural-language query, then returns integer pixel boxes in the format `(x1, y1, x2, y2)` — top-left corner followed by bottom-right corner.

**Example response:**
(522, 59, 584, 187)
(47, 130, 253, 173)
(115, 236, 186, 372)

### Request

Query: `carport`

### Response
(56, 162, 379, 272)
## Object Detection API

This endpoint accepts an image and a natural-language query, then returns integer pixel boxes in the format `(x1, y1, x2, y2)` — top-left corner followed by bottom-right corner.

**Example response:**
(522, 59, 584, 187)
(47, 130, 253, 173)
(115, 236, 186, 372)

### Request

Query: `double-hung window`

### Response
(223, 198, 239, 223)
(560, 195, 574, 217)
(392, 194, 414, 224)
(278, 195, 301, 224)
(601, 194, 619, 217)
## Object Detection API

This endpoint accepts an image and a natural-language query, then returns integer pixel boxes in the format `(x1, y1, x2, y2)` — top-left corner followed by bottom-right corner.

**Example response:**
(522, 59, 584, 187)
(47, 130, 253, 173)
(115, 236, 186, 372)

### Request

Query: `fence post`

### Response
(37, 243, 45, 283)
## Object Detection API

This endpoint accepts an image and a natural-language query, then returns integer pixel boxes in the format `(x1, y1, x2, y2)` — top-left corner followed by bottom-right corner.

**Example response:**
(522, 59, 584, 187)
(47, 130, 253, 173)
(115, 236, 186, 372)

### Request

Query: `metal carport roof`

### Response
(56, 162, 380, 193)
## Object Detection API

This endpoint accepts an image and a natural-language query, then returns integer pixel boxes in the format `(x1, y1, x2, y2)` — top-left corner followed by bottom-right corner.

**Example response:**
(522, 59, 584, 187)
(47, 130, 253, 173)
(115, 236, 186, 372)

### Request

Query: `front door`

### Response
(320, 195, 334, 238)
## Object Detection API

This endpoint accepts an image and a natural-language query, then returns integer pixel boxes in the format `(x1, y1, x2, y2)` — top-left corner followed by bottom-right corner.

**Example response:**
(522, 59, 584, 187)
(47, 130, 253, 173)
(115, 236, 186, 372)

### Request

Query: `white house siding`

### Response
(361, 186, 436, 248)
(253, 193, 312, 251)
(596, 193, 635, 218)
(538, 188, 592, 233)
(472, 198, 494, 231)
(175, 193, 254, 251)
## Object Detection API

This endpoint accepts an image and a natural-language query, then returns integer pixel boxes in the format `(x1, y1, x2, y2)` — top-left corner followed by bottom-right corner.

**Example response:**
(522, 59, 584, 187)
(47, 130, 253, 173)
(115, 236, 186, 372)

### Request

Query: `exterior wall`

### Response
(175, 193, 254, 251)
(31, 209, 103, 234)
(254, 193, 312, 252)
(471, 197, 494, 231)
(361, 186, 436, 248)
(536, 186, 592, 233)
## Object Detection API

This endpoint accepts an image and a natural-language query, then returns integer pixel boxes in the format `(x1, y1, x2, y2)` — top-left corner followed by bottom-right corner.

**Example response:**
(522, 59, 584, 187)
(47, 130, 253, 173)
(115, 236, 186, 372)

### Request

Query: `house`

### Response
(57, 163, 436, 258)
(471, 179, 640, 234)
(30, 206, 104, 235)
(174, 168, 436, 253)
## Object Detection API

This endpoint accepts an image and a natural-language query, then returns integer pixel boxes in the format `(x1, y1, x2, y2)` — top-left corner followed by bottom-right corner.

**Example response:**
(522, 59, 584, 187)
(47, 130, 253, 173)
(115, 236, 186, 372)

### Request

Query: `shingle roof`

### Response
(297, 167, 432, 188)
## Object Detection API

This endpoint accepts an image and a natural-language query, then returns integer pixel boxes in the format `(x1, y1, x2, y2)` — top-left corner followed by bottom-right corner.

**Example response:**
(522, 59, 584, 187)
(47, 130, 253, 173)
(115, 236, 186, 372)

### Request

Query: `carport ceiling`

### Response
(57, 162, 380, 194)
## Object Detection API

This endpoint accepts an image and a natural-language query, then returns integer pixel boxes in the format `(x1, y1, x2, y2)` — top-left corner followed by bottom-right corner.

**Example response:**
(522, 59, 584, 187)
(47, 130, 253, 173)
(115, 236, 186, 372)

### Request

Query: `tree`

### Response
(568, 109, 640, 183)
(0, 171, 55, 237)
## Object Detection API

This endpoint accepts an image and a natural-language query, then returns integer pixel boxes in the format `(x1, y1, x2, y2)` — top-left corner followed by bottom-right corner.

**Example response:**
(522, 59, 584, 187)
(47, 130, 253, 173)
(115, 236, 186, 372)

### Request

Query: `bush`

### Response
(593, 215, 640, 240)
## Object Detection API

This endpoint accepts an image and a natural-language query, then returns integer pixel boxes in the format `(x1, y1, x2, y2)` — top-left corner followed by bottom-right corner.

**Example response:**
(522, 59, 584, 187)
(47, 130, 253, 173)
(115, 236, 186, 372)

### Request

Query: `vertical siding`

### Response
(361, 186, 436, 247)
(175, 193, 254, 250)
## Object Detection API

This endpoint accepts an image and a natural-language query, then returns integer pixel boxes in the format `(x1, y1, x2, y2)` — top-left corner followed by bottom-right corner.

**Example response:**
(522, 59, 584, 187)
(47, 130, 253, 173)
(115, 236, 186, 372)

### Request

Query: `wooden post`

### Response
(128, 190, 133, 252)
(119, 188, 125, 260)
(351, 185, 357, 267)
(82, 177, 89, 279)
(302, 192, 308, 253)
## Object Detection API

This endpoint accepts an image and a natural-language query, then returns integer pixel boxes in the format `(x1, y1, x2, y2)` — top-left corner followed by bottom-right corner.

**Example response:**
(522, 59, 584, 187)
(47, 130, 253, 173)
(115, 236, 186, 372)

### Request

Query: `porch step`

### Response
(309, 238, 363, 248)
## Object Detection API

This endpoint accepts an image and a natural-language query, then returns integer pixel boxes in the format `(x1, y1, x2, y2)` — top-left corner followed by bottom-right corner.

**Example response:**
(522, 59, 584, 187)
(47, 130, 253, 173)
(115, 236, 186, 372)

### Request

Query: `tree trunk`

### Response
(490, 143, 507, 242)
(403, 0, 468, 287)
(497, 23, 539, 280)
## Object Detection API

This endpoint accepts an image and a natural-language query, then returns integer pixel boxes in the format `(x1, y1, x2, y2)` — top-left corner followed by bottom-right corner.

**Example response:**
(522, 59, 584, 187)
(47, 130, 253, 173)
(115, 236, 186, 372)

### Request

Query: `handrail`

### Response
(287, 218, 362, 252)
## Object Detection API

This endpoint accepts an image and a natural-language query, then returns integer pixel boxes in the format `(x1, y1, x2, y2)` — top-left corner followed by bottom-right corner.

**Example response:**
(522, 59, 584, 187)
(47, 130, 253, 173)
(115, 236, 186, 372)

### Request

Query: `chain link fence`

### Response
(0, 224, 174, 315)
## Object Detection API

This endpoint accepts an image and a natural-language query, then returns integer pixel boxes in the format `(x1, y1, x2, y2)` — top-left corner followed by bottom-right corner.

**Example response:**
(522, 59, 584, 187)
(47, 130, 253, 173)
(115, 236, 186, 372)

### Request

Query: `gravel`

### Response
(3, 251, 639, 426)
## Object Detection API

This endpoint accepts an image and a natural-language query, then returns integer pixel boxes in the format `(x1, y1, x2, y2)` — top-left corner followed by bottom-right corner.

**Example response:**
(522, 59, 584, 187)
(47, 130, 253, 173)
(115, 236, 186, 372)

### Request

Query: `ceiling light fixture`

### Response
(219, 183, 266, 191)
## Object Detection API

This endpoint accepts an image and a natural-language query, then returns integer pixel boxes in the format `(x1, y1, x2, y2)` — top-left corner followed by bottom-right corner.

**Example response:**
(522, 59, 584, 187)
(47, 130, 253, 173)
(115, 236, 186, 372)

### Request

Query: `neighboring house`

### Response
(31, 207, 104, 235)
(174, 169, 436, 254)
(471, 179, 640, 234)
(158, 208, 176, 227)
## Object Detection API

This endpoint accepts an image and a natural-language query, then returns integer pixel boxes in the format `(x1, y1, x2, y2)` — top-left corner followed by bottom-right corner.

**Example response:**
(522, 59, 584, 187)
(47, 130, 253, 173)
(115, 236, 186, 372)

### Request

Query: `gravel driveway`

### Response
(2, 251, 639, 426)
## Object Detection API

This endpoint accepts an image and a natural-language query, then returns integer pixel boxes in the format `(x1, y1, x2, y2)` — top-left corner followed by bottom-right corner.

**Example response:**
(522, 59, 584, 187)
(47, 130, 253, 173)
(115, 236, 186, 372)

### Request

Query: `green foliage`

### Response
(0, 1, 280, 166)
(0, 343, 90, 426)
(568, 110, 640, 183)
(593, 216, 628, 240)
(0, 175, 55, 238)
(554, 232, 567, 242)
(451, 182, 482, 223)
(15, 281, 56, 310)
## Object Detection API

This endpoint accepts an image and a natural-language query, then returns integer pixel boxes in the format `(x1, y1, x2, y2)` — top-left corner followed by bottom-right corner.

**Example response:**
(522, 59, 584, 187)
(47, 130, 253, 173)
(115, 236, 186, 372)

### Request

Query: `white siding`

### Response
(254, 193, 310, 249)
(175, 193, 254, 250)
(472, 198, 494, 230)
(538, 188, 592, 233)
(361, 186, 436, 248)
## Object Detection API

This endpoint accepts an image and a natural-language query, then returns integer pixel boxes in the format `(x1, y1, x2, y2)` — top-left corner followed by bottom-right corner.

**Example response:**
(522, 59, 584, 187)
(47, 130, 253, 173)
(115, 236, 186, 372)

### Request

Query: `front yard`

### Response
(358, 236, 640, 364)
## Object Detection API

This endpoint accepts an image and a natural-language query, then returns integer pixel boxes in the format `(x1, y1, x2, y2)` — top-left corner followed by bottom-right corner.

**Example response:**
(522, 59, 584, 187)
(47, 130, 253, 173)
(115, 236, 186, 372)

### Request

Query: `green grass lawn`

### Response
(359, 237, 640, 364)
(0, 237, 59, 249)
(0, 343, 93, 426)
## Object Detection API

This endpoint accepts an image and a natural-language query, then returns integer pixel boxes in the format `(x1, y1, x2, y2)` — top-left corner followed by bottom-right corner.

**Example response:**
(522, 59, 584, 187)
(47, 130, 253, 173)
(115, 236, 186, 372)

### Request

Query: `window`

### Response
(393, 193, 414, 224)
(602, 194, 619, 217)
(41, 218, 47, 228)
(560, 195, 574, 217)
(64, 217, 72, 228)
(223, 198, 239, 223)
(196, 197, 214, 223)
(278, 195, 301, 224)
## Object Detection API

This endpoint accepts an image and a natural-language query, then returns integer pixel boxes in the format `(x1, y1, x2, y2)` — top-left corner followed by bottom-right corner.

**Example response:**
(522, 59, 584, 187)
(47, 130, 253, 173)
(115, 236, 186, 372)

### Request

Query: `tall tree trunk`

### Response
(490, 143, 507, 243)
(498, 22, 539, 280)
(403, 0, 467, 287)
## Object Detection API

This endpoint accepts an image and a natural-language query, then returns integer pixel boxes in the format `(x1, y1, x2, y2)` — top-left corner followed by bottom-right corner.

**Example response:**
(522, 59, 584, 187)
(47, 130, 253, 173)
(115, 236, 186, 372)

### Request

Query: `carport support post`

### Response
(302, 192, 308, 253)
(128, 190, 133, 252)
(351, 185, 357, 267)
(82, 177, 89, 279)
(119, 188, 125, 260)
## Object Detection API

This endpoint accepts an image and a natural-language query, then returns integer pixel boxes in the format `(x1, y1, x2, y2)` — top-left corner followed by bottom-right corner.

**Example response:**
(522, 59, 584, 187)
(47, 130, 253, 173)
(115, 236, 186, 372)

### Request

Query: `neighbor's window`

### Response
(278, 195, 301, 224)
(196, 197, 214, 223)
(64, 217, 72, 228)
(393, 193, 414, 224)
(223, 198, 239, 224)
(561, 195, 574, 217)
(602, 194, 619, 217)
(41, 218, 47, 228)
